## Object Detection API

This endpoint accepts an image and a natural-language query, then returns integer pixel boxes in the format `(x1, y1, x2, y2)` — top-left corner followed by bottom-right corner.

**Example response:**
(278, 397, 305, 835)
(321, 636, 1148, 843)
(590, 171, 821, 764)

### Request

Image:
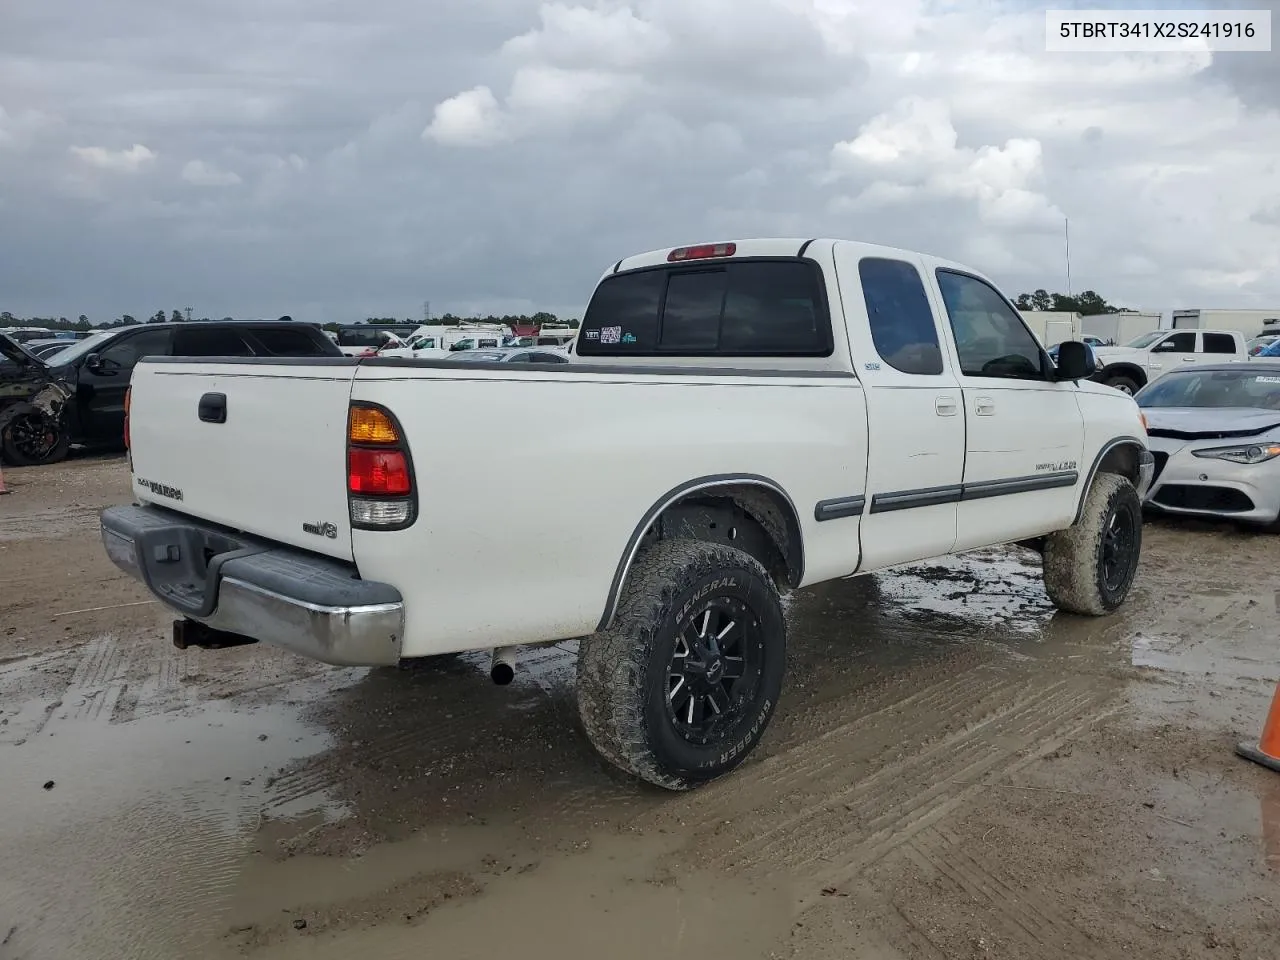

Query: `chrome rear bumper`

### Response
(101, 504, 404, 666)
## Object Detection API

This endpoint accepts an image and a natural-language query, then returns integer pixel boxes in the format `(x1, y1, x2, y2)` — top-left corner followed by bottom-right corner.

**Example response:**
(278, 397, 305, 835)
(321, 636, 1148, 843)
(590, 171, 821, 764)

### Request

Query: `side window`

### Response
(1153, 332, 1195, 352)
(97, 329, 172, 372)
(528, 352, 568, 363)
(247, 327, 333, 356)
(171, 327, 254, 356)
(1202, 333, 1237, 354)
(858, 257, 943, 375)
(935, 271, 1046, 380)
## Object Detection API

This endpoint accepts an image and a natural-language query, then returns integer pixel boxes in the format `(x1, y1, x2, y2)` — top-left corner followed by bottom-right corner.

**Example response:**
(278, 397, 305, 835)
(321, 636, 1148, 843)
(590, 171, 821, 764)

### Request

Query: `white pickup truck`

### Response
(1092, 328, 1249, 395)
(101, 238, 1154, 790)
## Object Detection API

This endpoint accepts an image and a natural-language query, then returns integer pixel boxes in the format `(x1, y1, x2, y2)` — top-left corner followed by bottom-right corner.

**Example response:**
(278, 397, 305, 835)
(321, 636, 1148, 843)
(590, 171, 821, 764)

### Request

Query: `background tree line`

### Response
(1012, 289, 1127, 316)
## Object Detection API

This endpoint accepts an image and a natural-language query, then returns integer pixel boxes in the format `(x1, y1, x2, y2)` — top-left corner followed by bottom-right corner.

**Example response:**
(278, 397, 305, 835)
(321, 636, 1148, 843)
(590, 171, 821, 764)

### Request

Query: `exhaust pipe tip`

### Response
(489, 645, 519, 685)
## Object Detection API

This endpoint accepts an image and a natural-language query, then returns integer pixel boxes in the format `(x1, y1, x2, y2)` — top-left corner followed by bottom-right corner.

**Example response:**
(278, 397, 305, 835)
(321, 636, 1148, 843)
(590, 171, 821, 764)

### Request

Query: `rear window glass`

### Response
(336, 327, 385, 347)
(858, 258, 943, 375)
(577, 259, 831, 356)
(248, 327, 337, 356)
(171, 327, 253, 356)
(1202, 333, 1237, 354)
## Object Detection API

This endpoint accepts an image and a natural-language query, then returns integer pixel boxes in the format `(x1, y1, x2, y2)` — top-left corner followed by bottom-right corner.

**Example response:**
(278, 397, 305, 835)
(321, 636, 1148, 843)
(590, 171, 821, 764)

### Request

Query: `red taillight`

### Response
(347, 448, 411, 495)
(667, 242, 737, 262)
(347, 403, 415, 529)
(123, 386, 132, 449)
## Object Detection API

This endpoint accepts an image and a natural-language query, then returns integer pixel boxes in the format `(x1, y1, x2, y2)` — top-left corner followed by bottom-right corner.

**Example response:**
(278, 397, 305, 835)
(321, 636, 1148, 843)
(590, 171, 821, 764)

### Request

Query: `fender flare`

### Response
(1074, 436, 1147, 524)
(595, 473, 804, 632)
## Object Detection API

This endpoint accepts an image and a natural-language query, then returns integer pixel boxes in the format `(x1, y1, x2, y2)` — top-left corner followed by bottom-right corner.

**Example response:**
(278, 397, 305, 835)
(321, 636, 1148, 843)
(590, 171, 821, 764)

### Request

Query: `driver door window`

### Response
(96, 329, 173, 374)
(1151, 331, 1196, 370)
(935, 271, 1047, 380)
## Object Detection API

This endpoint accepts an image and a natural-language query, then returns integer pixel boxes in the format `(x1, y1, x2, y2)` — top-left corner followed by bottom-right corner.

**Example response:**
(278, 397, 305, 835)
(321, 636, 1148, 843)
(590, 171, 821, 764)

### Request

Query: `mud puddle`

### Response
(4, 459, 1280, 960)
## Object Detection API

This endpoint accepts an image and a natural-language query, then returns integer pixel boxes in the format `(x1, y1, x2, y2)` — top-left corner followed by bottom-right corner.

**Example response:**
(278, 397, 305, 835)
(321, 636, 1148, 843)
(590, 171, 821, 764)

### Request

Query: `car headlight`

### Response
(1192, 443, 1280, 464)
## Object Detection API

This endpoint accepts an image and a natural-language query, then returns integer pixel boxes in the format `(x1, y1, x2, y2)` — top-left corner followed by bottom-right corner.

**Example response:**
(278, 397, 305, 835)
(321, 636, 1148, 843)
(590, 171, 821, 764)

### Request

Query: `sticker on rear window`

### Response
(599, 325, 622, 345)
(1256, 376, 1280, 384)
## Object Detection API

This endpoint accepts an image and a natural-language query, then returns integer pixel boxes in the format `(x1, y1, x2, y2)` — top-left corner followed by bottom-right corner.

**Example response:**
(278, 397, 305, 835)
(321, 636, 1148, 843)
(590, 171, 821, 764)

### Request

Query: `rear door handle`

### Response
(1181, 357, 1196, 362)
(935, 395, 958, 416)
(198, 392, 227, 424)
(975, 397, 995, 416)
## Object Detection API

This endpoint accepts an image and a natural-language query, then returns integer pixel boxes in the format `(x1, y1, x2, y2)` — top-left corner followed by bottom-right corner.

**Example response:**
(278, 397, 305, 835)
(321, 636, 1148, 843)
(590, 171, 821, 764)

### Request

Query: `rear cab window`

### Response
(576, 259, 833, 357)
(171, 328, 254, 356)
(246, 326, 340, 356)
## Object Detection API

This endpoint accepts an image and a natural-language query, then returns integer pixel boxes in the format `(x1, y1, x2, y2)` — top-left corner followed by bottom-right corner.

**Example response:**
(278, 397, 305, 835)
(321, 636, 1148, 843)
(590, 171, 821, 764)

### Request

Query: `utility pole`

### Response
(423, 300, 430, 322)
(184, 306, 193, 322)
(1064, 218, 1072, 299)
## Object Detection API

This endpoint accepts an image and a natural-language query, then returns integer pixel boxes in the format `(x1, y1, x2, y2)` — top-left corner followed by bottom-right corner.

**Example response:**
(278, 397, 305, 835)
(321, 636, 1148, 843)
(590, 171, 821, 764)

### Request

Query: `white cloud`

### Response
(181, 159, 241, 187)
(829, 97, 1062, 228)
(424, 86, 507, 145)
(68, 143, 156, 173)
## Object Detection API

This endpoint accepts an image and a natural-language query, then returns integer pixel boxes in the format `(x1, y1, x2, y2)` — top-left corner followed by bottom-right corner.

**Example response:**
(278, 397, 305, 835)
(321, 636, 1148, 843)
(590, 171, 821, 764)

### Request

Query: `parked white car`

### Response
(101, 237, 1153, 790)
(1137, 361, 1280, 530)
(1092, 329, 1248, 394)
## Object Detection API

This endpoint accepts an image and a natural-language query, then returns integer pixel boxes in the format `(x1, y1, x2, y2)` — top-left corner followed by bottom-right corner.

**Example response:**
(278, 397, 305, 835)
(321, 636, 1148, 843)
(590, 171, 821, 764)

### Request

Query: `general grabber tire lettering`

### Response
(1043, 473, 1143, 616)
(576, 539, 786, 790)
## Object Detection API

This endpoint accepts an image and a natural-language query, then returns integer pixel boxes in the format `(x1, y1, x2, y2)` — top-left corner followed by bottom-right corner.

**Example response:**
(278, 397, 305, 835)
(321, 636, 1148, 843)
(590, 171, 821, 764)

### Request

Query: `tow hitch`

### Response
(172, 619, 259, 651)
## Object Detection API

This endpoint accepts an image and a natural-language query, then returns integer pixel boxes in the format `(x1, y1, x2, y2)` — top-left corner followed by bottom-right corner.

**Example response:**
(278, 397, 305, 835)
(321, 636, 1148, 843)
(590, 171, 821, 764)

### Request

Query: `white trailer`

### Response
(1081, 311, 1162, 345)
(1171, 309, 1280, 338)
(1017, 310, 1080, 347)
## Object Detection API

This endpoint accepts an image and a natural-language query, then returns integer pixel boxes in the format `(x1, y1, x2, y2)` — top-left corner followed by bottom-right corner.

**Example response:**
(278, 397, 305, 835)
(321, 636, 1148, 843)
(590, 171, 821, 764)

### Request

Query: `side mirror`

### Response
(84, 352, 103, 373)
(1054, 340, 1094, 381)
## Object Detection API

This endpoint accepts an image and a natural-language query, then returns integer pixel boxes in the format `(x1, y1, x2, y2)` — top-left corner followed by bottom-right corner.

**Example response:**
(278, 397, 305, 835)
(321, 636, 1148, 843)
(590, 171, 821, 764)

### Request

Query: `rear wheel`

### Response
(0, 403, 71, 466)
(1043, 473, 1143, 615)
(576, 539, 786, 790)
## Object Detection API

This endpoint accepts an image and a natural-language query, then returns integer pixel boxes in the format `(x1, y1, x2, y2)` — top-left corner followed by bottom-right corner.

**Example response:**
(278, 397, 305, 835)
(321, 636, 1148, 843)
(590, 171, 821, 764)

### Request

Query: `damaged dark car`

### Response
(1, 321, 341, 466)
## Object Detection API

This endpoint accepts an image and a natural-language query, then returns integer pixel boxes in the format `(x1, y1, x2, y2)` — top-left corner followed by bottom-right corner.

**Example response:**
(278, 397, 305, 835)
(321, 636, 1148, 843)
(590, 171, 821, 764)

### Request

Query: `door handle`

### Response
(198, 392, 227, 424)
(935, 395, 958, 416)
(975, 397, 995, 416)
(1181, 357, 1195, 362)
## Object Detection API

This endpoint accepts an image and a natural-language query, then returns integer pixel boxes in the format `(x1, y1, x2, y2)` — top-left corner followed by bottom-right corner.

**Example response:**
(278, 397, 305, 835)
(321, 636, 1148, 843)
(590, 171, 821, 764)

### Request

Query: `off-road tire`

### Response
(1102, 373, 1140, 395)
(1043, 473, 1143, 615)
(576, 539, 786, 790)
(0, 403, 71, 466)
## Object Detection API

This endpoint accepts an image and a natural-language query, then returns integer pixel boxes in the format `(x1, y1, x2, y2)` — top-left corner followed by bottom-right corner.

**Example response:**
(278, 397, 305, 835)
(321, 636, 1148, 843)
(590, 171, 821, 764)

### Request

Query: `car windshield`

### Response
(449, 351, 509, 362)
(1123, 331, 1165, 349)
(43, 330, 113, 365)
(1137, 369, 1280, 411)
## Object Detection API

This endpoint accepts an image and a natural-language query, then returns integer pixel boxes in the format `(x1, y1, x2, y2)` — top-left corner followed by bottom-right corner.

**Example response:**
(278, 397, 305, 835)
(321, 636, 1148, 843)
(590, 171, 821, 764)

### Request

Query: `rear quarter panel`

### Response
(350, 365, 869, 656)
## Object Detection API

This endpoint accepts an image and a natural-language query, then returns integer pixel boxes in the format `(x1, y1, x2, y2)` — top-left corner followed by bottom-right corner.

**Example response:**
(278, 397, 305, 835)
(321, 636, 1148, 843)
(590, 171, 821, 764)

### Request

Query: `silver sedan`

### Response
(1137, 361, 1280, 530)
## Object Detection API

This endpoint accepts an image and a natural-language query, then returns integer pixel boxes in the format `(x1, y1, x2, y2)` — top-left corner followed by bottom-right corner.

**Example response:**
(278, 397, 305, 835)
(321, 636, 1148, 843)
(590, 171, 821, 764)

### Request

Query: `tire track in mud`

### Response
(898, 824, 1105, 960)
(798, 686, 1116, 906)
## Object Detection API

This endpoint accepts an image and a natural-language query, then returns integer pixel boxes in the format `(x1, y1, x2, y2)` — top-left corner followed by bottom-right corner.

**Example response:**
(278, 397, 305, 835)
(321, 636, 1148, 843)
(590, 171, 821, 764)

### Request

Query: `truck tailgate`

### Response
(126, 359, 358, 561)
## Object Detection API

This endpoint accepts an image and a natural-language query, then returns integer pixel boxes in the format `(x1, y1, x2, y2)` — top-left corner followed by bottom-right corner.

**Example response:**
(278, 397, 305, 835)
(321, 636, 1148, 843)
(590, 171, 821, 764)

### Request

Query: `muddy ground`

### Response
(1, 455, 1279, 959)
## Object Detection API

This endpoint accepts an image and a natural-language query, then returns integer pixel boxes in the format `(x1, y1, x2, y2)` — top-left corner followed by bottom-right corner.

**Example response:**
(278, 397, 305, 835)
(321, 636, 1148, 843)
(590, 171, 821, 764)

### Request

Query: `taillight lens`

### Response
(347, 448, 411, 495)
(123, 386, 132, 450)
(347, 403, 415, 530)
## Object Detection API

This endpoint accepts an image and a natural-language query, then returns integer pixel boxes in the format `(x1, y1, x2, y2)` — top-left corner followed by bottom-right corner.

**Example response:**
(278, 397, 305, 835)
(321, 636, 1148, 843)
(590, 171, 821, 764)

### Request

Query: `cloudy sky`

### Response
(1, 0, 1277, 324)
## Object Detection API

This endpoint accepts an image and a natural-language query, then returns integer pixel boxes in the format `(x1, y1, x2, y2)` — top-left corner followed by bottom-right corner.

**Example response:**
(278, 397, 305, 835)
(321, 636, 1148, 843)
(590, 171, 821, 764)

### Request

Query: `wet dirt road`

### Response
(2, 456, 1279, 959)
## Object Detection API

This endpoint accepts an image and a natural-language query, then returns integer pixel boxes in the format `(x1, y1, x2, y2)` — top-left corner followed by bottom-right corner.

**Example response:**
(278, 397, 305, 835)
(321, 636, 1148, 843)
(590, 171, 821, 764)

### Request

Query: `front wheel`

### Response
(0, 403, 71, 466)
(1102, 374, 1140, 395)
(1042, 473, 1143, 615)
(576, 539, 786, 790)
